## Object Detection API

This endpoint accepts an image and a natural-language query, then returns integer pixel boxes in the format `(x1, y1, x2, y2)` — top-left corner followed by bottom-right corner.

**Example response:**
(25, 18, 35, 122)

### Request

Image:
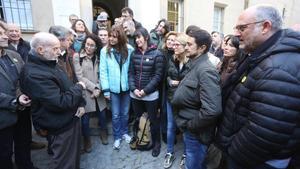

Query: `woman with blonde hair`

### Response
(160, 31, 177, 144)
(164, 33, 190, 168)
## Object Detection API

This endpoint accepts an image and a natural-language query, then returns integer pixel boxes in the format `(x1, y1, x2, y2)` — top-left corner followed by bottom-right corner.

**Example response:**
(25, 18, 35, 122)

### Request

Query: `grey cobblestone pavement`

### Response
(31, 128, 184, 169)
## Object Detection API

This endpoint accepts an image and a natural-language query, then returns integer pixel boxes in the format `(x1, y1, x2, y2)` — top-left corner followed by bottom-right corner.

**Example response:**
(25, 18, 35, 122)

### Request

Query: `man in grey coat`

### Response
(171, 28, 222, 169)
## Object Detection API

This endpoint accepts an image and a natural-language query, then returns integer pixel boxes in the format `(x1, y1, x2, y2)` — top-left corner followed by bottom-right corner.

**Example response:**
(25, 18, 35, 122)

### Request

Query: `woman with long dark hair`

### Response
(73, 34, 107, 152)
(206, 35, 244, 169)
(71, 19, 91, 52)
(219, 35, 243, 84)
(129, 27, 164, 157)
(99, 25, 134, 150)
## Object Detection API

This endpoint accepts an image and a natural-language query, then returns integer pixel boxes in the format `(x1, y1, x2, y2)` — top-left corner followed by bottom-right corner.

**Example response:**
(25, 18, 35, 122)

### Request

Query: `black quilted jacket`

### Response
(216, 29, 300, 168)
(129, 46, 164, 94)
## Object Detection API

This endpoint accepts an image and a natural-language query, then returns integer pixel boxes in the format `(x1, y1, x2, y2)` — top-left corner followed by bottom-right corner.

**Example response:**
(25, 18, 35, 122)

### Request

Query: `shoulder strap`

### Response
(138, 116, 149, 144)
(79, 57, 84, 66)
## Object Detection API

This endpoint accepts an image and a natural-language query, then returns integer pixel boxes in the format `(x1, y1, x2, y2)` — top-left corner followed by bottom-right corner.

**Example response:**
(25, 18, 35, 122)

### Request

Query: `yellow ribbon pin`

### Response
(241, 76, 247, 83)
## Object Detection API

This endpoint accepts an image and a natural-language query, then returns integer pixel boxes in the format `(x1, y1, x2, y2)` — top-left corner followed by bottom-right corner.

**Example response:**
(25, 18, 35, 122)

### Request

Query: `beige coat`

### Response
(73, 52, 106, 112)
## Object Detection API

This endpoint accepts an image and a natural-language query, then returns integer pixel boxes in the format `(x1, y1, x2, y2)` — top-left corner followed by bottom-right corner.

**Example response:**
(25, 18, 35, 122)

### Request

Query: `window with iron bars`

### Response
(0, 0, 33, 31)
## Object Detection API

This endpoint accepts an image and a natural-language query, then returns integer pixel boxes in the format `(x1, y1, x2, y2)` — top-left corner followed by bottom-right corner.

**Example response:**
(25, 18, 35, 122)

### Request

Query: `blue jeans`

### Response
(183, 131, 207, 169)
(166, 100, 176, 153)
(111, 91, 130, 140)
(98, 108, 107, 130)
(81, 108, 107, 137)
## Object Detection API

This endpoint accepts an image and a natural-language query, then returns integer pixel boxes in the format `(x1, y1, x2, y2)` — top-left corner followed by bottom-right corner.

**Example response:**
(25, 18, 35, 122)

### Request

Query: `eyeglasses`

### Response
(173, 43, 184, 48)
(166, 38, 175, 42)
(234, 20, 265, 32)
(85, 44, 96, 49)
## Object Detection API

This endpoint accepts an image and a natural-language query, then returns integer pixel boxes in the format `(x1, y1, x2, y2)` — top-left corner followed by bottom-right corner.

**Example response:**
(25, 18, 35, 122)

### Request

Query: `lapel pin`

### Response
(241, 76, 247, 83)
(13, 58, 18, 63)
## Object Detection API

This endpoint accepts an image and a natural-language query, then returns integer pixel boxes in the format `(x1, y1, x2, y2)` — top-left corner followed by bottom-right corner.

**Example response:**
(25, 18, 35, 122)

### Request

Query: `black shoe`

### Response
(151, 145, 161, 157)
(47, 146, 53, 155)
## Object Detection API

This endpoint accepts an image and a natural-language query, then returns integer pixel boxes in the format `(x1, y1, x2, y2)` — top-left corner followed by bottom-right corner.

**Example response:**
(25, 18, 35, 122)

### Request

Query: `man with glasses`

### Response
(216, 4, 300, 169)
(20, 32, 86, 169)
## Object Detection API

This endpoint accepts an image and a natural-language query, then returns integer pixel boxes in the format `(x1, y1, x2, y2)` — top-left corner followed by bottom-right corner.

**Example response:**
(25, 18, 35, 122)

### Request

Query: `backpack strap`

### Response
(138, 116, 149, 144)
(79, 57, 84, 66)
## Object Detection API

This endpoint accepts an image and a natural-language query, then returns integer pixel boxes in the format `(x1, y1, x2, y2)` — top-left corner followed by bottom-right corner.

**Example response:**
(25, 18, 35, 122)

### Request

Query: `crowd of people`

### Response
(0, 4, 299, 169)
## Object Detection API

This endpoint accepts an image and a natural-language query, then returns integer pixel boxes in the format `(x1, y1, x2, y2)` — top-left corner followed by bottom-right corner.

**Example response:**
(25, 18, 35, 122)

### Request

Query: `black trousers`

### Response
(131, 98, 161, 146)
(0, 109, 34, 169)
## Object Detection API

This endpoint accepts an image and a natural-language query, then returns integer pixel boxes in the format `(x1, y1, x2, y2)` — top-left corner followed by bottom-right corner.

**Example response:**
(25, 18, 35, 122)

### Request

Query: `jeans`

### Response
(184, 131, 207, 169)
(166, 100, 176, 153)
(81, 105, 107, 137)
(110, 91, 130, 140)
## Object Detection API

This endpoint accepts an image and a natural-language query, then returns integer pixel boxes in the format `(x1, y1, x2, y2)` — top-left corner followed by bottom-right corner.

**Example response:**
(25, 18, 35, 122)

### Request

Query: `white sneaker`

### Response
(113, 139, 121, 150)
(122, 134, 132, 144)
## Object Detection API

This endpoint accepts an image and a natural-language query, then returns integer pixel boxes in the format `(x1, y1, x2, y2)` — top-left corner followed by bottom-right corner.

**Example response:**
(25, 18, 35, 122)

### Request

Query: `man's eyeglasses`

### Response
(234, 20, 265, 32)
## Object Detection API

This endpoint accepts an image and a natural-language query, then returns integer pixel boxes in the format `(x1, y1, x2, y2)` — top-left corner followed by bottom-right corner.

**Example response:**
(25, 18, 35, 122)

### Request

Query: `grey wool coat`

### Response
(73, 51, 106, 113)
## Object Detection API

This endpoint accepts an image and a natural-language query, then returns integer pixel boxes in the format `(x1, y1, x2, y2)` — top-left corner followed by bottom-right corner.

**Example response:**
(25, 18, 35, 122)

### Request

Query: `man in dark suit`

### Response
(7, 23, 31, 62)
(7, 23, 46, 150)
(0, 22, 37, 169)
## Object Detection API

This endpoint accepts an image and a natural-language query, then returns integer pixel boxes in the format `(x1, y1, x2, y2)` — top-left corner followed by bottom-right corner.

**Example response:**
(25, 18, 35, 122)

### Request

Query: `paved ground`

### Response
(31, 122, 185, 169)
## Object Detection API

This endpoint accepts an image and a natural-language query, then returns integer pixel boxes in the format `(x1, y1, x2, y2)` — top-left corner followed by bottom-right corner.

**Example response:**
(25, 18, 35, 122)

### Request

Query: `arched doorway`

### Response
(92, 0, 127, 25)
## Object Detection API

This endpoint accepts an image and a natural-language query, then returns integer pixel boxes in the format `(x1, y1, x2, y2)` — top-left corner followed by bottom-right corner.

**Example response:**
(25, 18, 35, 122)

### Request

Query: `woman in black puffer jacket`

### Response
(129, 27, 164, 157)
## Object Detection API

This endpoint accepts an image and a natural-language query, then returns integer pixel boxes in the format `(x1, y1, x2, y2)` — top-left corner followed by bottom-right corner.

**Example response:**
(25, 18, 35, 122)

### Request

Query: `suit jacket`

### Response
(0, 49, 24, 129)
(8, 38, 31, 63)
